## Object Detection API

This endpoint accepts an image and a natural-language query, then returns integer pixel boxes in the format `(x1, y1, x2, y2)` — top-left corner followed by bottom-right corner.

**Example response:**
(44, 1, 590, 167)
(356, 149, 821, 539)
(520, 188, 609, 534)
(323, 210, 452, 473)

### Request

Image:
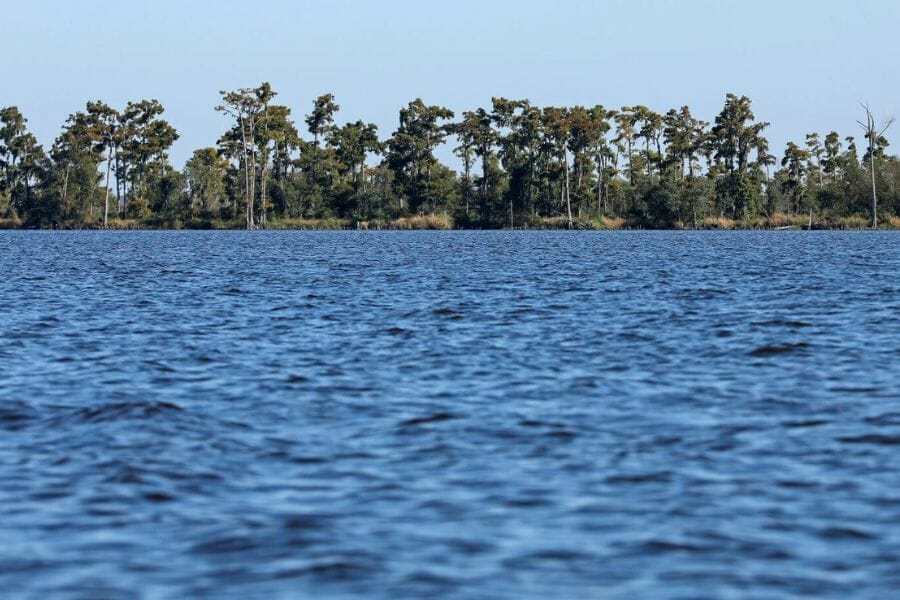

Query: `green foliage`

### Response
(2, 91, 897, 229)
(127, 196, 152, 220)
(385, 99, 455, 215)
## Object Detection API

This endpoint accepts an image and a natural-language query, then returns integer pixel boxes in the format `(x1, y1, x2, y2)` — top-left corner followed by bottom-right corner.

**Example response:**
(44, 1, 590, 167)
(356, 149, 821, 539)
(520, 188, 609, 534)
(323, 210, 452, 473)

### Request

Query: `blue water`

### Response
(1, 231, 899, 599)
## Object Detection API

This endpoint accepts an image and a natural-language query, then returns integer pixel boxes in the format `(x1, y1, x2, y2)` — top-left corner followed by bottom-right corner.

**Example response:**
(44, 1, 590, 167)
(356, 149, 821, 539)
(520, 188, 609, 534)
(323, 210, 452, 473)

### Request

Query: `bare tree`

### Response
(857, 104, 895, 229)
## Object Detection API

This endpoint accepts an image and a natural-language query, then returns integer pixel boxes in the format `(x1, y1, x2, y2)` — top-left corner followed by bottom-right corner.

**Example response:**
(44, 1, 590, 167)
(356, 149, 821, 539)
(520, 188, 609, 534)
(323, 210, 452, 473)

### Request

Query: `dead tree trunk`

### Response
(103, 144, 113, 228)
(564, 148, 573, 229)
(858, 104, 895, 229)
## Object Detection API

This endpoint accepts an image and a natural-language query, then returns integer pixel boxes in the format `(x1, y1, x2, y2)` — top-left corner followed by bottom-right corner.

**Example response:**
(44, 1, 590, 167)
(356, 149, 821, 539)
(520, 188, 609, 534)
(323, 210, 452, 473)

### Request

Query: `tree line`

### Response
(1, 85, 897, 229)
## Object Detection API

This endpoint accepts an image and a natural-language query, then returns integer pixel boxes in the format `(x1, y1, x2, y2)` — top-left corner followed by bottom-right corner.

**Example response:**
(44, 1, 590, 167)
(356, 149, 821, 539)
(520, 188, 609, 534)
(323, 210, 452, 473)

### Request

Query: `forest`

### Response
(1, 84, 897, 230)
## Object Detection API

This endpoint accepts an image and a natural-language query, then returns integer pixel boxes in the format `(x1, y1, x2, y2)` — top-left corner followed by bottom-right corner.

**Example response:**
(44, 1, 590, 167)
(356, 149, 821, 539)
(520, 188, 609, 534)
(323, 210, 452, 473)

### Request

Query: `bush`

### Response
(766, 213, 809, 228)
(128, 197, 152, 220)
(266, 217, 353, 230)
(0, 216, 22, 229)
(391, 215, 452, 229)
(106, 219, 141, 230)
(699, 216, 736, 229)
(595, 216, 626, 230)
(835, 215, 869, 229)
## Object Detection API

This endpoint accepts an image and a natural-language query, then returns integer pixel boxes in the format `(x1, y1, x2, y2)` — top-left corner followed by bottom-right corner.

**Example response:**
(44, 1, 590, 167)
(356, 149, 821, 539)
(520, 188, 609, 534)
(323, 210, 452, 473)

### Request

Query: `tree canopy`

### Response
(1, 87, 898, 229)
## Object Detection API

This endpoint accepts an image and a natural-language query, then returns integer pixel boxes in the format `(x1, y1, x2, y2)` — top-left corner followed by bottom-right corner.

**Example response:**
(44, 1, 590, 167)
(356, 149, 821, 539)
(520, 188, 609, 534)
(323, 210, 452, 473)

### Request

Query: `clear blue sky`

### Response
(2, 0, 898, 167)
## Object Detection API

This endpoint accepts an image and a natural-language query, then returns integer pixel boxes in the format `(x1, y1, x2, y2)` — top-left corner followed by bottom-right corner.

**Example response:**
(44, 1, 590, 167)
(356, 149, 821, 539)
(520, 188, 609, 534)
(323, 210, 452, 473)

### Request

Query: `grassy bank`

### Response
(5, 212, 900, 230)
(265, 215, 454, 230)
(522, 213, 900, 230)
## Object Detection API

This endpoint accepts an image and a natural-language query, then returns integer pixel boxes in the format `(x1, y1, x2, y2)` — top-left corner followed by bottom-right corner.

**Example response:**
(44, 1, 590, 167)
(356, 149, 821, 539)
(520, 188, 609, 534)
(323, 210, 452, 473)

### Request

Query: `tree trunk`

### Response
(481, 150, 489, 223)
(103, 145, 112, 228)
(120, 157, 127, 217)
(597, 156, 603, 213)
(114, 147, 120, 216)
(312, 132, 319, 185)
(645, 139, 652, 180)
(463, 156, 470, 216)
(260, 157, 267, 229)
(239, 114, 252, 229)
(61, 164, 70, 219)
(870, 152, 878, 229)
(259, 104, 270, 228)
(248, 116, 256, 229)
(564, 149, 573, 229)
(627, 141, 634, 185)
(656, 138, 663, 176)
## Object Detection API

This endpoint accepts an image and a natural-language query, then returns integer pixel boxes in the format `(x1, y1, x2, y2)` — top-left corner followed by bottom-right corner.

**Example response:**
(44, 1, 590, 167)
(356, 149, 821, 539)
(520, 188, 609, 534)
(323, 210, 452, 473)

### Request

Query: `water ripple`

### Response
(0, 230, 899, 598)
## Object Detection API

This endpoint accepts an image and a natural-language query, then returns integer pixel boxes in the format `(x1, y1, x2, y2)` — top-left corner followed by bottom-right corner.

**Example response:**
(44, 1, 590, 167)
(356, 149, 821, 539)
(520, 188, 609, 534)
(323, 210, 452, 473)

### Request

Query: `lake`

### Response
(1, 231, 899, 598)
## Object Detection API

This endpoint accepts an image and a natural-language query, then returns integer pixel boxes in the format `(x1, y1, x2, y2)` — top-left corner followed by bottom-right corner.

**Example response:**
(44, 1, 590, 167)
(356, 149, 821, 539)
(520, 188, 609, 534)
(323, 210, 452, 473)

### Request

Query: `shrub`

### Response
(836, 215, 869, 229)
(699, 216, 736, 229)
(765, 213, 808, 228)
(267, 217, 353, 230)
(391, 215, 452, 230)
(106, 219, 141, 230)
(596, 216, 626, 230)
(127, 197, 152, 220)
(0, 216, 22, 229)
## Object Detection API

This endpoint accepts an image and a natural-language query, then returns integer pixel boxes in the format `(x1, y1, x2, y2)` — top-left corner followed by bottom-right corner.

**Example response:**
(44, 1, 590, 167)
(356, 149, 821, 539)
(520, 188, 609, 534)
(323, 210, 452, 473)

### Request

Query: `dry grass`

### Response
(764, 213, 809, 228)
(528, 216, 570, 229)
(268, 218, 353, 230)
(391, 215, 452, 230)
(699, 216, 737, 230)
(835, 215, 870, 229)
(887, 215, 900, 230)
(595, 216, 627, 230)
(524, 215, 585, 229)
(105, 219, 143, 230)
(0, 216, 22, 229)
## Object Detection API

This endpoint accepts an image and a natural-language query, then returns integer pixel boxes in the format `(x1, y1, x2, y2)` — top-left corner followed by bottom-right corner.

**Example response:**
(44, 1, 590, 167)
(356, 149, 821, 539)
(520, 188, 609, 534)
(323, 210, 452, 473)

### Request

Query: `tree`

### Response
(385, 99, 454, 214)
(80, 101, 121, 227)
(614, 107, 638, 186)
(184, 148, 228, 218)
(450, 118, 476, 217)
(51, 108, 107, 222)
(0, 107, 47, 223)
(491, 98, 544, 226)
(4, 89, 900, 230)
(121, 100, 178, 213)
(543, 107, 574, 228)
(216, 83, 274, 228)
(822, 131, 842, 182)
(708, 94, 769, 219)
(781, 142, 810, 220)
(305, 93, 340, 189)
(858, 104, 895, 228)
(805, 133, 824, 186)
(454, 108, 497, 224)
(633, 106, 663, 178)
(663, 106, 695, 179)
(258, 104, 299, 218)
(333, 120, 382, 218)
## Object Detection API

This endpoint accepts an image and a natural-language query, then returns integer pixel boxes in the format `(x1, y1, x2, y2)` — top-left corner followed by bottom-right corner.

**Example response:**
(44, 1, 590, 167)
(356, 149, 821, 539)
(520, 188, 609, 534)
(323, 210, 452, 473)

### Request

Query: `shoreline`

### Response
(6, 212, 896, 232)
(3, 224, 898, 232)
(3, 213, 899, 232)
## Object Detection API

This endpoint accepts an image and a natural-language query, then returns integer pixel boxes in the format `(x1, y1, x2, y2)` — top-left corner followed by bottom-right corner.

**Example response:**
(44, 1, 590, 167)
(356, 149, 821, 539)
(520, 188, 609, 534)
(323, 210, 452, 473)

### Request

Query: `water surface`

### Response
(1, 231, 899, 598)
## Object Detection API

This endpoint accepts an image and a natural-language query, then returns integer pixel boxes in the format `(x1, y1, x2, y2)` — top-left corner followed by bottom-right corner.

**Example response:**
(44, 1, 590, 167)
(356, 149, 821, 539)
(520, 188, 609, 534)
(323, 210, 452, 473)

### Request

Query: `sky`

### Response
(2, 0, 898, 168)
